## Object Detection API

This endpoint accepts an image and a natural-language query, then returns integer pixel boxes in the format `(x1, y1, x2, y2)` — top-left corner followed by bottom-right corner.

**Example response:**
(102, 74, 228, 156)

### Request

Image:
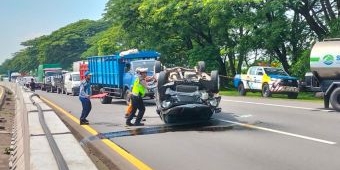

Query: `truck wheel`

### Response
(71, 89, 75, 96)
(287, 92, 298, 99)
(124, 90, 131, 105)
(100, 96, 112, 104)
(57, 88, 60, 94)
(238, 83, 247, 96)
(210, 70, 219, 93)
(330, 87, 340, 111)
(197, 61, 206, 72)
(262, 84, 271, 97)
(154, 61, 162, 73)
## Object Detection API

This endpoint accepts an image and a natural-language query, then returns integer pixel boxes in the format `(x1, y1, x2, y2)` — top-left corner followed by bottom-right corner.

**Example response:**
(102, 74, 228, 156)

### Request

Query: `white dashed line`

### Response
(217, 118, 336, 145)
(222, 99, 333, 112)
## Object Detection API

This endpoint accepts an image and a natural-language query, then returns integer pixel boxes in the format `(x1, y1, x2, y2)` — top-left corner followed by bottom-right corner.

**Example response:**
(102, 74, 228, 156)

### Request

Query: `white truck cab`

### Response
(64, 72, 80, 96)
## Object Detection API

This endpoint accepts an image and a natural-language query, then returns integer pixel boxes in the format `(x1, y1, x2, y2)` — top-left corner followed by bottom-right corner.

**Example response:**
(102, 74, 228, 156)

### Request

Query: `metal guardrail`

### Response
(29, 94, 69, 170)
(1, 82, 98, 170)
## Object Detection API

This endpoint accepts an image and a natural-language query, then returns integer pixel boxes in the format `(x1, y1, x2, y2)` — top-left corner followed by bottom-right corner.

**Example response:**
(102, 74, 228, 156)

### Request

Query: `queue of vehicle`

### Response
(7, 39, 340, 123)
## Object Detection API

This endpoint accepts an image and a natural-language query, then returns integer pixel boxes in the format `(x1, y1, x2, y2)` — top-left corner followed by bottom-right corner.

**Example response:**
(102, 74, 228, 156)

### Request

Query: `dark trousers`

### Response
(126, 95, 145, 124)
(80, 97, 92, 121)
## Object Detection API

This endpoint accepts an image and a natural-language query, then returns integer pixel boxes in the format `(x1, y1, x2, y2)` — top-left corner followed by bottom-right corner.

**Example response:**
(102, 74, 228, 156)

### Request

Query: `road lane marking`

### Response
(233, 114, 253, 118)
(40, 96, 153, 170)
(222, 99, 333, 112)
(217, 118, 337, 145)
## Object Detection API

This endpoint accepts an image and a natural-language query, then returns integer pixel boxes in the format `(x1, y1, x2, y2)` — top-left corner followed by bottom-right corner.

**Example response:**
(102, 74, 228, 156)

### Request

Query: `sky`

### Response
(0, 0, 108, 64)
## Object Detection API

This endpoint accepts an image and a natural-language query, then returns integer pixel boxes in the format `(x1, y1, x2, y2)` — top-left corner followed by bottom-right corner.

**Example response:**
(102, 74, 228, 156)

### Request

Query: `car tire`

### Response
(287, 92, 298, 99)
(262, 84, 271, 97)
(157, 71, 168, 100)
(330, 87, 340, 111)
(154, 61, 162, 73)
(197, 61, 206, 72)
(210, 70, 219, 93)
(162, 114, 170, 124)
(238, 83, 247, 96)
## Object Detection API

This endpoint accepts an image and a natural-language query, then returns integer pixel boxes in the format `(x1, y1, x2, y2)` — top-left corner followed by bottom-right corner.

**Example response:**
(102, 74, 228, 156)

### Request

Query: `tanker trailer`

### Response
(310, 38, 340, 111)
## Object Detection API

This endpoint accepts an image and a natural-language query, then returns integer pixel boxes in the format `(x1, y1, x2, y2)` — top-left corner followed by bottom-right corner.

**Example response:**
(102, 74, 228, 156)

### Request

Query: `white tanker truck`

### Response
(310, 38, 340, 111)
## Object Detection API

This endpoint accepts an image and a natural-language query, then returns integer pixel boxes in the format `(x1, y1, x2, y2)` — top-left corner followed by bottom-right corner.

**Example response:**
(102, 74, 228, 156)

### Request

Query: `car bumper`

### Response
(270, 86, 299, 93)
(72, 86, 80, 94)
(162, 103, 214, 115)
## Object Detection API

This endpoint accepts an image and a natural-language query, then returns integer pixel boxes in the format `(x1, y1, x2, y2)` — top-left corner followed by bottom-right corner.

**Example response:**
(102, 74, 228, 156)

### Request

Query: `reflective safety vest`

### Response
(132, 78, 146, 97)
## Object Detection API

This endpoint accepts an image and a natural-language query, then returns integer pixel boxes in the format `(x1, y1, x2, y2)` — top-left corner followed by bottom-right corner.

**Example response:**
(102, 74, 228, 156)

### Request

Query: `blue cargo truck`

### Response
(88, 49, 161, 104)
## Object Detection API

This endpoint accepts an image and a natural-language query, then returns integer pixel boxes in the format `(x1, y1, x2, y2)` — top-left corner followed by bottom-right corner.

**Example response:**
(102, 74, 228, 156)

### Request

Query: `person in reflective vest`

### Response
(126, 67, 154, 126)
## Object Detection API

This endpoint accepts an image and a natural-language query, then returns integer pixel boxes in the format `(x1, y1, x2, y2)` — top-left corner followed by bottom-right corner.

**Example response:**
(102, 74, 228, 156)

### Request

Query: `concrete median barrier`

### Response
(1, 82, 98, 170)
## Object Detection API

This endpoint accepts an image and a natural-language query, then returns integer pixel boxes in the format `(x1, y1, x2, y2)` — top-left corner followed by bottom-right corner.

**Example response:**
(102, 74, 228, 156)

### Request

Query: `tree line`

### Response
(0, 0, 339, 79)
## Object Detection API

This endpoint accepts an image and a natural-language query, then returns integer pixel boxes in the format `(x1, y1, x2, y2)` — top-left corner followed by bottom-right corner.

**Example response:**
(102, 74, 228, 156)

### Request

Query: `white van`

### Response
(63, 72, 80, 95)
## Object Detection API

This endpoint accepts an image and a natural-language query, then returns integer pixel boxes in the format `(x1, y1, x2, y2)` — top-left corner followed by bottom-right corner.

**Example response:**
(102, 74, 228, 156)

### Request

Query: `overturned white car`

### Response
(154, 61, 221, 123)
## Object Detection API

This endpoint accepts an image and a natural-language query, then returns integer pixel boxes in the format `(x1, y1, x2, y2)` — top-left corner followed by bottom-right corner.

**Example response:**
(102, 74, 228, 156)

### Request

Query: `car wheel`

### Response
(197, 61, 206, 72)
(287, 92, 298, 99)
(162, 114, 169, 124)
(210, 70, 219, 93)
(262, 84, 271, 97)
(238, 83, 247, 96)
(330, 87, 340, 111)
(154, 61, 162, 73)
(157, 71, 169, 100)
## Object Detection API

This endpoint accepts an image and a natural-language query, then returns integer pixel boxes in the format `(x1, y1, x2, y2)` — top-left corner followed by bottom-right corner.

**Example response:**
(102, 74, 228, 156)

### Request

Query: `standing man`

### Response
(29, 78, 36, 92)
(126, 67, 154, 126)
(79, 71, 92, 125)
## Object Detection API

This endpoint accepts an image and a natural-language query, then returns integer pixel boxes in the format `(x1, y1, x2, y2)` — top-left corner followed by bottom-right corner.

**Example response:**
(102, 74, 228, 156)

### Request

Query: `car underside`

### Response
(155, 61, 221, 123)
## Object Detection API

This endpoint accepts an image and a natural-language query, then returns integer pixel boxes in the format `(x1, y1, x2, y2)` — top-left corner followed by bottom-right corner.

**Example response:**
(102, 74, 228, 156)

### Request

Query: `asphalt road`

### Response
(36, 90, 340, 170)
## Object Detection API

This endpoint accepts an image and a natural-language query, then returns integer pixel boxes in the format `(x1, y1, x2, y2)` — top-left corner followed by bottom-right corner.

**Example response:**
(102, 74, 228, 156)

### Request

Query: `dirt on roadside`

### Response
(0, 89, 15, 170)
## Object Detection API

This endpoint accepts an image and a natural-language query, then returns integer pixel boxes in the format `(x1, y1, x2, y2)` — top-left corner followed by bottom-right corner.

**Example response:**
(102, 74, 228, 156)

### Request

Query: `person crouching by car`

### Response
(126, 67, 155, 126)
(79, 71, 92, 125)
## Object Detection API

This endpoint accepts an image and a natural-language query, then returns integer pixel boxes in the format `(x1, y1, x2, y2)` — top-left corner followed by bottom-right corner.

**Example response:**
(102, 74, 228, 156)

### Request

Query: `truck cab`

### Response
(123, 60, 157, 97)
(43, 69, 62, 92)
(88, 49, 160, 104)
(63, 72, 81, 96)
(234, 66, 299, 99)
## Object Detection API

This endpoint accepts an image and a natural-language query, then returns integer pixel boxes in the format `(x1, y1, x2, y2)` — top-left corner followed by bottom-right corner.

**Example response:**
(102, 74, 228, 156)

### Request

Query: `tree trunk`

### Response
(227, 52, 236, 76)
(298, 6, 328, 39)
(324, 0, 336, 20)
(274, 44, 290, 74)
(320, 0, 331, 23)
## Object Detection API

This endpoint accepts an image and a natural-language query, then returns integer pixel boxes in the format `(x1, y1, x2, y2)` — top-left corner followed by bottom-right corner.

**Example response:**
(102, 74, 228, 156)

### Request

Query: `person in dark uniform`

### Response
(29, 78, 36, 92)
(126, 67, 155, 126)
(79, 71, 92, 125)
